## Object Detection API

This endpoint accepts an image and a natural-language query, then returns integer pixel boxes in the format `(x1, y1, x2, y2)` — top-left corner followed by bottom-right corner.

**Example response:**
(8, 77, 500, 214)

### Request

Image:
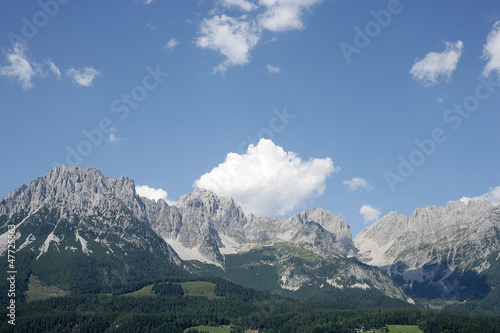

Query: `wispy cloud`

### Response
(410, 41, 463, 86)
(459, 185, 500, 206)
(108, 133, 121, 144)
(46, 59, 61, 80)
(147, 21, 155, 31)
(194, 138, 339, 217)
(219, 0, 257, 11)
(107, 127, 122, 144)
(360, 204, 381, 224)
(66, 66, 101, 87)
(196, 14, 261, 73)
(343, 177, 372, 192)
(266, 64, 280, 73)
(0, 43, 43, 90)
(482, 21, 500, 77)
(258, 0, 322, 32)
(164, 38, 178, 52)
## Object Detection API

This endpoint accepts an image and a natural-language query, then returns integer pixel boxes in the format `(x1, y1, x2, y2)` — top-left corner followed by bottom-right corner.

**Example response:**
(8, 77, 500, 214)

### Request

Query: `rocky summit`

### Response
(354, 200, 500, 303)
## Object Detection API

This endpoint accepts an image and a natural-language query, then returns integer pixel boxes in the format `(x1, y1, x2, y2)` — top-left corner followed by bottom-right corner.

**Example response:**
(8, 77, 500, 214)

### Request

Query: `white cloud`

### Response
(258, 0, 322, 32)
(46, 59, 61, 79)
(482, 21, 500, 77)
(360, 204, 381, 224)
(410, 41, 463, 86)
(108, 133, 121, 144)
(196, 0, 323, 72)
(436, 97, 444, 103)
(194, 138, 339, 217)
(266, 64, 280, 73)
(0, 43, 43, 90)
(459, 185, 500, 206)
(196, 14, 261, 73)
(147, 21, 155, 30)
(343, 177, 372, 192)
(66, 66, 101, 87)
(219, 0, 257, 11)
(136, 185, 176, 205)
(164, 38, 178, 51)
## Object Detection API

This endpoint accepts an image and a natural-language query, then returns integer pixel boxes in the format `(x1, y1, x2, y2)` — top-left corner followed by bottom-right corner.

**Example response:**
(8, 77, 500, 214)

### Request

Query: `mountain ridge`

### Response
(1, 165, 499, 313)
(354, 198, 500, 307)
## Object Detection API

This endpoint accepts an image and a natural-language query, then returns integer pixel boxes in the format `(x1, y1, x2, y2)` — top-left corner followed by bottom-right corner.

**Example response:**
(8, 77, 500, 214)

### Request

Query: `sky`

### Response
(1, 0, 500, 236)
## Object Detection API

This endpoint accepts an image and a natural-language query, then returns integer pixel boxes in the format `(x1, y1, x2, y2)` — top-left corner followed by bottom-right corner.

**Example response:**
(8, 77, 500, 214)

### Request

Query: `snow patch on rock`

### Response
(76, 231, 92, 255)
(326, 277, 344, 289)
(349, 282, 370, 290)
(219, 233, 242, 255)
(17, 233, 36, 251)
(37, 231, 61, 260)
(165, 237, 222, 267)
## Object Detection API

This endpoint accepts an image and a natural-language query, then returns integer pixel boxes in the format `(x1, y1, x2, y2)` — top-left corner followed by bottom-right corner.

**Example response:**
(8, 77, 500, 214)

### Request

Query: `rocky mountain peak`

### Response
(0, 165, 186, 287)
(354, 198, 499, 299)
(0, 165, 142, 219)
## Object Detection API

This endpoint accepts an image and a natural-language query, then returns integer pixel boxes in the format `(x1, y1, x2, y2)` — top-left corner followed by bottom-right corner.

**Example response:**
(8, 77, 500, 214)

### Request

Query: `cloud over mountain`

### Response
(360, 204, 381, 224)
(194, 139, 338, 217)
(136, 185, 176, 205)
(459, 185, 500, 206)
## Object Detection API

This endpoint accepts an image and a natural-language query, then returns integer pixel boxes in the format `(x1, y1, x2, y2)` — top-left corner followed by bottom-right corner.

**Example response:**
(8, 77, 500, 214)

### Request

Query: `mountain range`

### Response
(1, 165, 499, 314)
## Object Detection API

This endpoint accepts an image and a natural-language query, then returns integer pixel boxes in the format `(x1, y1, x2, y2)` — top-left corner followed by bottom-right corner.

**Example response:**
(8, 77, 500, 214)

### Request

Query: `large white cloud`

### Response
(194, 139, 338, 217)
(343, 177, 372, 192)
(410, 41, 463, 86)
(0, 43, 43, 90)
(258, 0, 322, 32)
(360, 204, 381, 224)
(482, 21, 500, 77)
(459, 185, 500, 206)
(66, 66, 101, 87)
(196, 14, 261, 73)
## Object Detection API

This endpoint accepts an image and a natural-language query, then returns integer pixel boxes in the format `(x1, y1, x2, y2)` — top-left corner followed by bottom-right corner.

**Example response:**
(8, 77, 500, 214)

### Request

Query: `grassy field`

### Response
(387, 325, 424, 333)
(181, 281, 219, 299)
(25, 275, 70, 302)
(124, 281, 220, 299)
(184, 325, 232, 333)
(124, 284, 154, 297)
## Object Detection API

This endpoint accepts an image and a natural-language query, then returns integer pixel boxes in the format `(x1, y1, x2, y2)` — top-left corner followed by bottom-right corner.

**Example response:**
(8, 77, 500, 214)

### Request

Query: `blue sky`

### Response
(1, 0, 499, 236)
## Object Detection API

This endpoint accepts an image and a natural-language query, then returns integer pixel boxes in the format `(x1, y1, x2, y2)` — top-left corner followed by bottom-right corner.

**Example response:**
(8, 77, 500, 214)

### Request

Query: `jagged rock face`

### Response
(243, 208, 356, 259)
(289, 208, 356, 257)
(1, 165, 130, 217)
(354, 200, 500, 299)
(131, 187, 357, 266)
(0, 166, 190, 296)
(0, 165, 183, 267)
(129, 189, 248, 266)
